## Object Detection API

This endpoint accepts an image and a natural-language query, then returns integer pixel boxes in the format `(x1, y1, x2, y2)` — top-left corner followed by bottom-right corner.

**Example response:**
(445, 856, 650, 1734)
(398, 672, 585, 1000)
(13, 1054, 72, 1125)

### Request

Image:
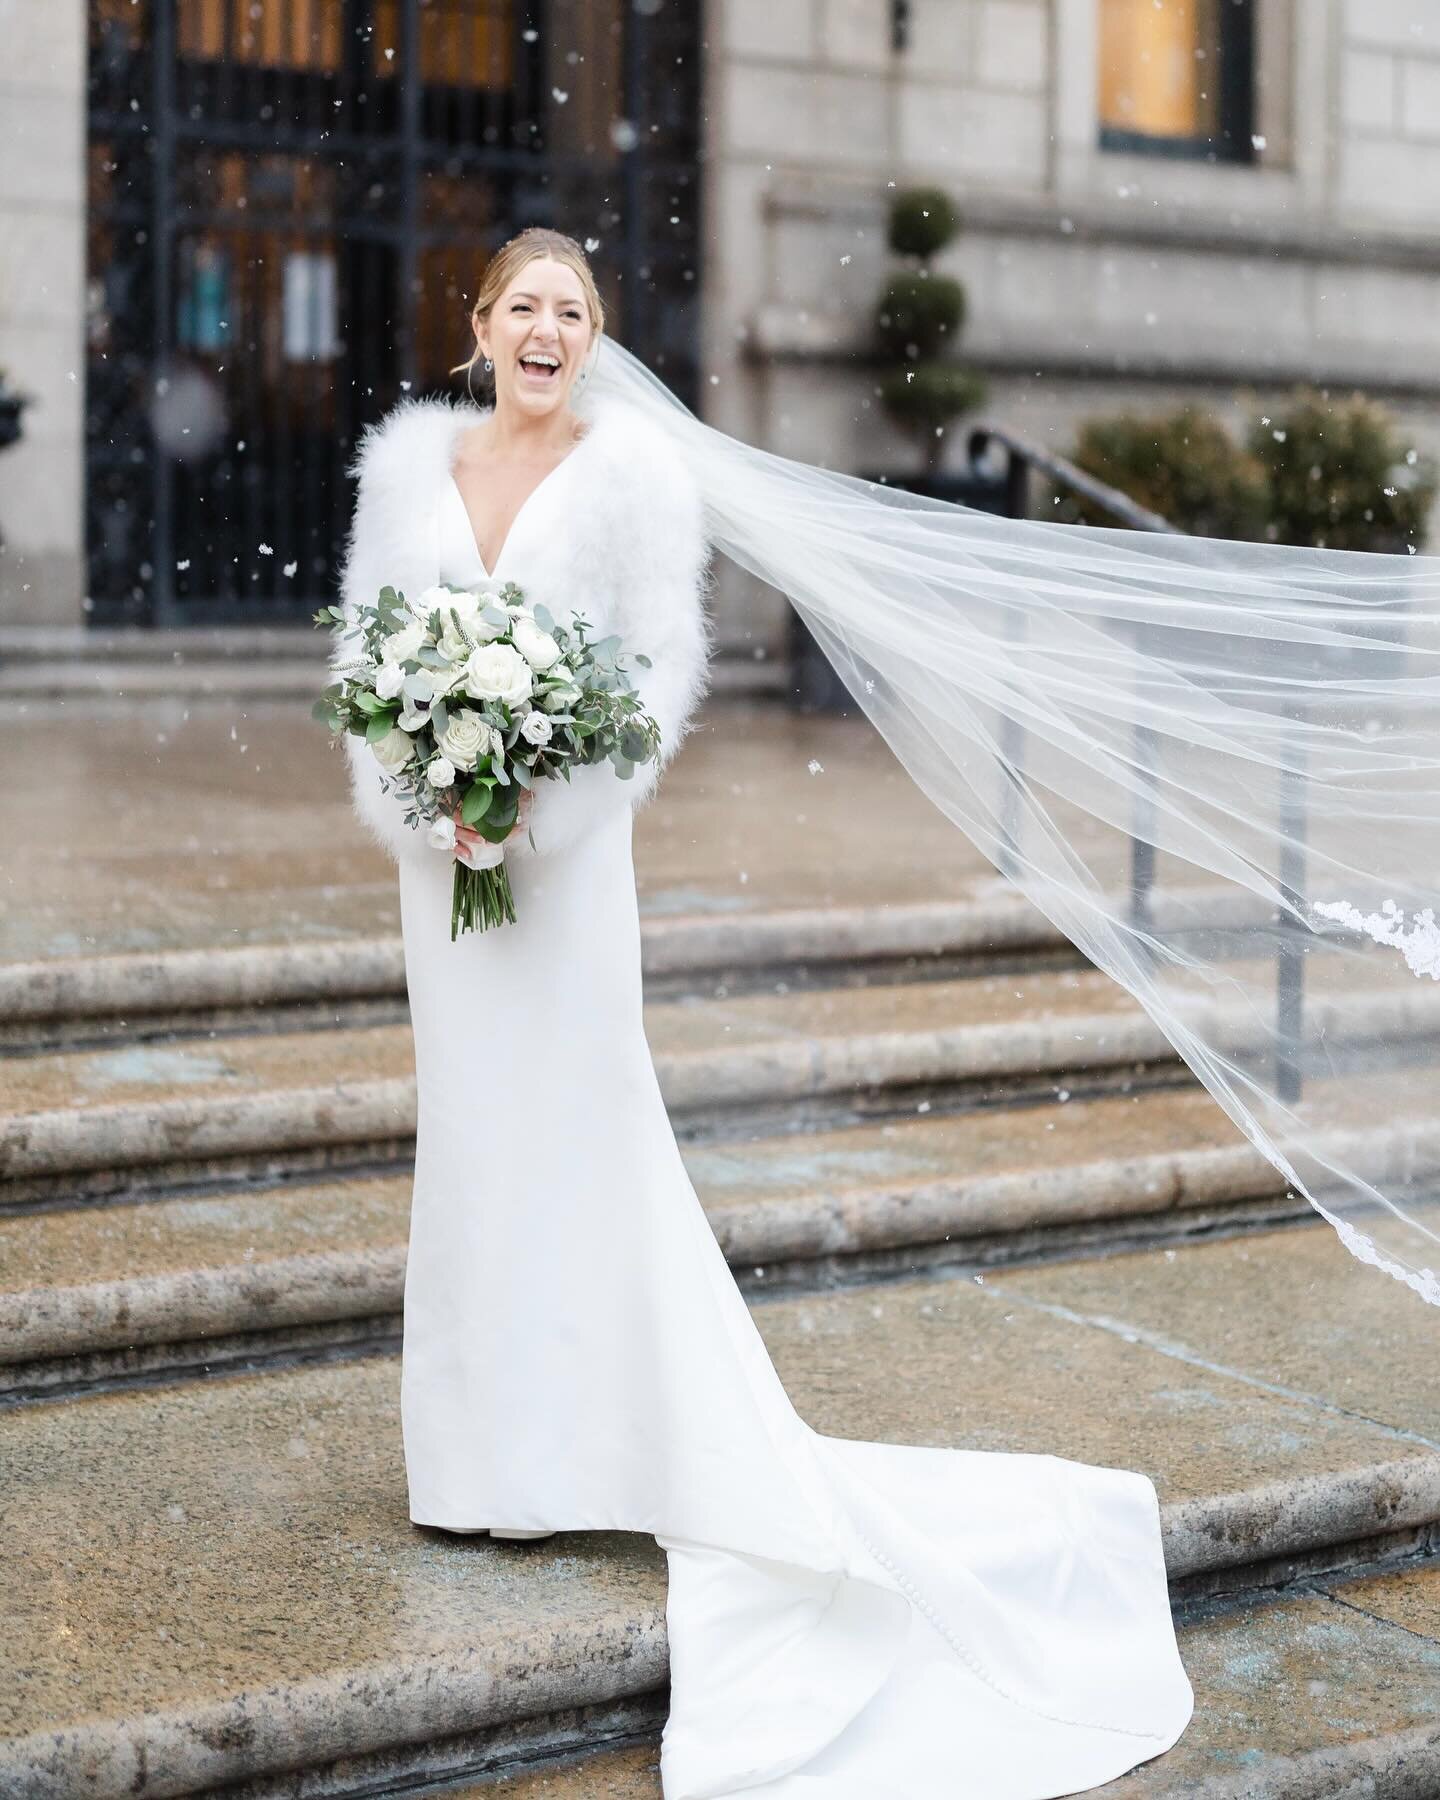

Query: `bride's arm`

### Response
(332, 418, 429, 866)
(518, 428, 714, 858)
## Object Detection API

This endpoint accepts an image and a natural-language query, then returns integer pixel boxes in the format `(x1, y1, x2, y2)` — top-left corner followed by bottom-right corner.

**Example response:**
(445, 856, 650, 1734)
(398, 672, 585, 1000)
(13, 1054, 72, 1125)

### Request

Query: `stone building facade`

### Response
(1, 0, 1437, 648)
(703, 0, 1440, 658)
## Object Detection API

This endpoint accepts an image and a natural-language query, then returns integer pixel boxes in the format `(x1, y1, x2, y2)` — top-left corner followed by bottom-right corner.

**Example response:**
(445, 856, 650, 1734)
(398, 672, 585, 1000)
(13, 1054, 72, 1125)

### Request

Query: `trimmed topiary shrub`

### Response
(1245, 388, 1436, 553)
(874, 185, 986, 477)
(1059, 404, 1270, 540)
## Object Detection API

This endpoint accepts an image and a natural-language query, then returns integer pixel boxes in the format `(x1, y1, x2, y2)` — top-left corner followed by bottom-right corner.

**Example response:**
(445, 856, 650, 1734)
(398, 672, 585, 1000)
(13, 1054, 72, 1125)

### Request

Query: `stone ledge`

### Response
(0, 896, 1065, 1031)
(5, 969, 1439, 1193)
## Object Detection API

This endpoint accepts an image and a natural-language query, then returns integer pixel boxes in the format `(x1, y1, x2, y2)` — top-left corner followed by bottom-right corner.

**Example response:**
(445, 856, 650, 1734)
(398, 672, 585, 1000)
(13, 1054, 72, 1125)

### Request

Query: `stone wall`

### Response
(0, 0, 87, 628)
(701, 0, 1440, 662)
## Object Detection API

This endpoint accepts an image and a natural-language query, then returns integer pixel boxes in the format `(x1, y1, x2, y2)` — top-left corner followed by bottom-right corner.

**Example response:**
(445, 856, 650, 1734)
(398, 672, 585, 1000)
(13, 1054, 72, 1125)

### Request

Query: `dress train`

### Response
(397, 805, 1193, 1799)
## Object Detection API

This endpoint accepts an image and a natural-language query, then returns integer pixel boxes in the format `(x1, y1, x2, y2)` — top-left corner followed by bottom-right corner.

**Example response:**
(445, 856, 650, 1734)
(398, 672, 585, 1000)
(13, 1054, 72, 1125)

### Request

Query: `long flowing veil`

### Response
(580, 327, 1440, 1308)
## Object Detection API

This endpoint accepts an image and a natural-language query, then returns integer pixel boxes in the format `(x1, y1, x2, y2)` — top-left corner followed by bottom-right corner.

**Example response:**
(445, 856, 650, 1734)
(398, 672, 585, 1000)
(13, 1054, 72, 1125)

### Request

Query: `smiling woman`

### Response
(444, 231, 604, 578)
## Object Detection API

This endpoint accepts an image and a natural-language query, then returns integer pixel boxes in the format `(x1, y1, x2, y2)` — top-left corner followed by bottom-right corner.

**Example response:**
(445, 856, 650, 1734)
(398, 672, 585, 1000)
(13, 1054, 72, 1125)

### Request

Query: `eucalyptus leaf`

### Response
(367, 712, 399, 743)
(461, 783, 494, 825)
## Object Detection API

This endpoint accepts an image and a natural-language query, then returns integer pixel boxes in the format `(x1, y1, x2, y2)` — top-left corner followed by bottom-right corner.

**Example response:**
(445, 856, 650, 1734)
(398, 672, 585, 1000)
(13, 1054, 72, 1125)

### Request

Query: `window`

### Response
(1098, 0, 1255, 162)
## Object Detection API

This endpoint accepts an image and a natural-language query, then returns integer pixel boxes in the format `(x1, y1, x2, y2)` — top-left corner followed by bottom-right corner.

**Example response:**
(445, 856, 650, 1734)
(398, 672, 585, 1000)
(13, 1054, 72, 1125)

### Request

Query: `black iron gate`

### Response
(85, 0, 703, 626)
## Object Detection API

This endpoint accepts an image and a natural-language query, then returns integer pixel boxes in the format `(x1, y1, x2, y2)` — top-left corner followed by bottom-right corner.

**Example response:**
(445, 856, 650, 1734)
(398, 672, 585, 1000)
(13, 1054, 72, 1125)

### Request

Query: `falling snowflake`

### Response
(807, 758, 824, 775)
(585, 237, 601, 252)
(283, 561, 298, 577)
(176, 559, 190, 571)
(258, 543, 273, 555)
(552, 86, 569, 103)
(840, 253, 851, 265)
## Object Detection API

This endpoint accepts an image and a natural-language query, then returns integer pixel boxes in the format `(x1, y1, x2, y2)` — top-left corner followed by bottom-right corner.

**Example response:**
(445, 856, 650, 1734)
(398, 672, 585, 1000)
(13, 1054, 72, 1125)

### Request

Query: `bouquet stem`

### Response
(451, 861, 518, 938)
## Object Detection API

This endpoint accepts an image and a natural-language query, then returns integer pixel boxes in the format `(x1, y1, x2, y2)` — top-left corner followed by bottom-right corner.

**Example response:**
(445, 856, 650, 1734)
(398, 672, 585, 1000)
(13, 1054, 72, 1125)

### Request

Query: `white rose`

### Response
(427, 814, 457, 851)
(436, 617, 473, 663)
(410, 584, 457, 620)
(438, 709, 490, 772)
(381, 620, 427, 666)
(463, 642, 533, 707)
(426, 756, 456, 789)
(519, 710, 553, 747)
(421, 663, 465, 699)
(370, 727, 415, 775)
(511, 616, 563, 671)
(374, 661, 407, 700)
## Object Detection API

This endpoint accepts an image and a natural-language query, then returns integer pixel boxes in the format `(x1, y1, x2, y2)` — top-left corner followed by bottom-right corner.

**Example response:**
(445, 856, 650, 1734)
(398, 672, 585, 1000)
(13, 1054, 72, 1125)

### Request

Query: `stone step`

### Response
(3, 1222, 1438, 1798)
(401, 1562, 1440, 1797)
(8, 961, 1434, 1205)
(0, 638, 779, 701)
(0, 1084, 1315, 1395)
(0, 965, 1164, 1199)
(0, 895, 1075, 1051)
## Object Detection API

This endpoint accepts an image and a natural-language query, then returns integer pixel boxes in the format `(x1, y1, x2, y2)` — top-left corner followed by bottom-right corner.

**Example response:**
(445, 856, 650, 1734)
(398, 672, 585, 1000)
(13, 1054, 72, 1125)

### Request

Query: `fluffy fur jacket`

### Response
(333, 391, 714, 865)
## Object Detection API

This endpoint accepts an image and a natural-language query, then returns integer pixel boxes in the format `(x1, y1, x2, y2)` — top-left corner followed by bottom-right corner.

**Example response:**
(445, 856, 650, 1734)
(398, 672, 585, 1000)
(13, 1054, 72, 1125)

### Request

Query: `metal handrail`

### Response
(967, 423, 1306, 1104)
(967, 425, 1184, 536)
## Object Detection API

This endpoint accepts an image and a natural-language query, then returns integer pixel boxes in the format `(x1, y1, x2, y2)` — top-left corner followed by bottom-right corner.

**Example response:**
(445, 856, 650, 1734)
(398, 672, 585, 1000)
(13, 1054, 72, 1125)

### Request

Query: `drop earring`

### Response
(483, 357, 493, 372)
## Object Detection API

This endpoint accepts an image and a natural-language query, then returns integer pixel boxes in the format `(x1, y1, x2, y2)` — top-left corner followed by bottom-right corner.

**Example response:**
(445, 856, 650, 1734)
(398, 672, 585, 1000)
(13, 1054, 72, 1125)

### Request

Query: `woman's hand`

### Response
(451, 787, 533, 866)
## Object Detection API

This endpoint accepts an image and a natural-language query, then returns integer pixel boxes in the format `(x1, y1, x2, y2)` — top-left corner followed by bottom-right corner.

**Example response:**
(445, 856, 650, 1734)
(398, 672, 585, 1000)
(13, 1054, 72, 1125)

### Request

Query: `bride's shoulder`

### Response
(347, 395, 483, 490)
(587, 397, 701, 517)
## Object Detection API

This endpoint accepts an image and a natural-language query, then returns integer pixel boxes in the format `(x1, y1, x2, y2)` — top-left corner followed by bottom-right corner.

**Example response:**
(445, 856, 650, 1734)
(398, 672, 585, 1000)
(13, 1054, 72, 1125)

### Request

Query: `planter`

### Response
(789, 467, 1010, 715)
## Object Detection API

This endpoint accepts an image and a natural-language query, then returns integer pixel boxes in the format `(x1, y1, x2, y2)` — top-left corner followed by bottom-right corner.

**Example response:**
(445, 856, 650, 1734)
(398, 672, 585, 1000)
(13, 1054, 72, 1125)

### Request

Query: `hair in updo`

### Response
(449, 227, 605, 389)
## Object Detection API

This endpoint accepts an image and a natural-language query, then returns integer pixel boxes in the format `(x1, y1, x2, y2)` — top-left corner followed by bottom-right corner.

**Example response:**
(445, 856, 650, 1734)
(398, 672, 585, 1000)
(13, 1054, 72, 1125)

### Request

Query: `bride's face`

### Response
(476, 258, 594, 419)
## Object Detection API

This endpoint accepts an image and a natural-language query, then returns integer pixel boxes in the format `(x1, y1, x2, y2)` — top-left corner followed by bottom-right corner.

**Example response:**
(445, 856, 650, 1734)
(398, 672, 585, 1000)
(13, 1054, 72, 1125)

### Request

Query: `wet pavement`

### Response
(0, 693, 1125, 965)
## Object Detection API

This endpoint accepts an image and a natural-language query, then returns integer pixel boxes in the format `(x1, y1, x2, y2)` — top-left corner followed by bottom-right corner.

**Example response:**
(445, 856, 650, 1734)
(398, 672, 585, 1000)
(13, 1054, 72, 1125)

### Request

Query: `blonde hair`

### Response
(449, 227, 605, 390)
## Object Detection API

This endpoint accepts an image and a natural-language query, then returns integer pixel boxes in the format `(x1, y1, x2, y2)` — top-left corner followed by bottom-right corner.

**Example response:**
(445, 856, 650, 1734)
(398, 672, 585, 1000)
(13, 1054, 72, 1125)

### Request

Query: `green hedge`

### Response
(1061, 389, 1435, 552)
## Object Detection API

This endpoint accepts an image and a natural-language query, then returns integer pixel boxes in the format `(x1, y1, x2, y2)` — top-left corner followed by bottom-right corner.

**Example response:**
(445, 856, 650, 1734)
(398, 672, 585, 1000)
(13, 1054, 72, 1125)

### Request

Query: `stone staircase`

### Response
(4, 898, 1440, 1797)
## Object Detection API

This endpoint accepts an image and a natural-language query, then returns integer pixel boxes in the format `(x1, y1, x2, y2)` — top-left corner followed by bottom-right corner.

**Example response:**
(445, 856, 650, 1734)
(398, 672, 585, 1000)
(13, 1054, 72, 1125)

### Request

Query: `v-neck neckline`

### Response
(447, 416, 594, 581)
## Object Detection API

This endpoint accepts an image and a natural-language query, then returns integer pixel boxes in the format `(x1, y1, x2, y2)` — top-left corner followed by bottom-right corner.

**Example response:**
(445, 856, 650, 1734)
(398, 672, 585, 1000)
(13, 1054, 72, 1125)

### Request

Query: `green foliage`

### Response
(888, 187, 960, 259)
(873, 186, 984, 476)
(875, 272, 967, 361)
(1061, 389, 1436, 551)
(878, 366, 988, 442)
(1245, 389, 1437, 552)
(1061, 405, 1270, 539)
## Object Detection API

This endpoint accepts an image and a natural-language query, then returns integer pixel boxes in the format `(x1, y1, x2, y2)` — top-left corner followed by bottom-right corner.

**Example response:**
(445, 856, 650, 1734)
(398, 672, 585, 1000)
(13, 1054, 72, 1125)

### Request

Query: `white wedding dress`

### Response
(393, 467, 1194, 1798)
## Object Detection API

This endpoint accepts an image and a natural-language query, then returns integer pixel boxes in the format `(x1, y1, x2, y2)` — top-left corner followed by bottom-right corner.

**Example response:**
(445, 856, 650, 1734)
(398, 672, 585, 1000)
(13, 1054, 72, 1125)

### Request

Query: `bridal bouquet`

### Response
(314, 580, 660, 937)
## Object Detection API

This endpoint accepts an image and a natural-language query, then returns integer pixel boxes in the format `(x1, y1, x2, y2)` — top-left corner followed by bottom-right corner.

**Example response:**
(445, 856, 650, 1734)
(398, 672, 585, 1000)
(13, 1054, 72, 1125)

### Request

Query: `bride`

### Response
(336, 226, 1194, 1797)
